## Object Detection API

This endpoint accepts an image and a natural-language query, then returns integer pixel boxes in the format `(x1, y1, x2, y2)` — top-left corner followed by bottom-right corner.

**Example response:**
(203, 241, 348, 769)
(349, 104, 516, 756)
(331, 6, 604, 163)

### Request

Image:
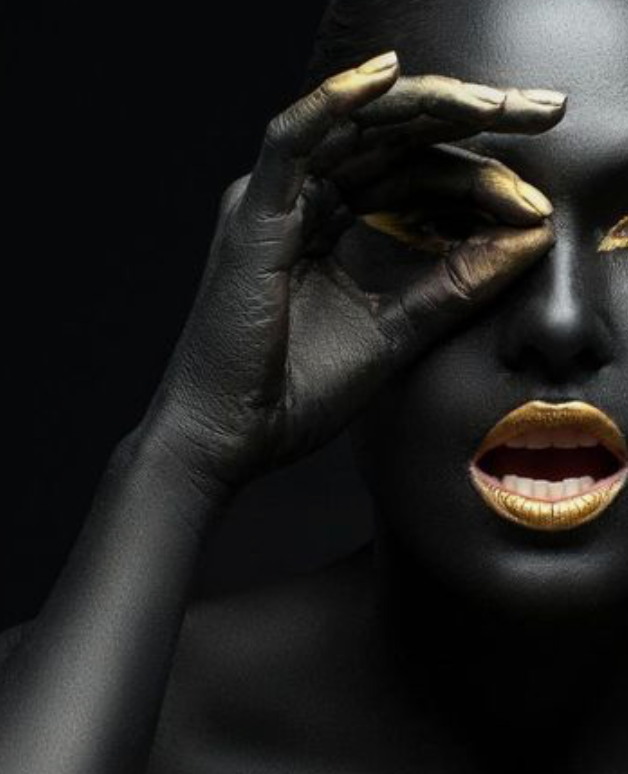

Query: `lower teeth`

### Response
(501, 475, 596, 500)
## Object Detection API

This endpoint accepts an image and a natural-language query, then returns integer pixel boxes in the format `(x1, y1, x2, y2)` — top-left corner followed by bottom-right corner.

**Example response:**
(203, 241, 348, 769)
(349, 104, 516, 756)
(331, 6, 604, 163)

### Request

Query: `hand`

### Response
(145, 52, 565, 497)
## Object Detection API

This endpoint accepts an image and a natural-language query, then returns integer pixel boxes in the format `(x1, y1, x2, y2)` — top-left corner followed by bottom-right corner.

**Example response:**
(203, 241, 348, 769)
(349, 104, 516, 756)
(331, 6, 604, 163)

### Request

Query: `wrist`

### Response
(116, 420, 237, 515)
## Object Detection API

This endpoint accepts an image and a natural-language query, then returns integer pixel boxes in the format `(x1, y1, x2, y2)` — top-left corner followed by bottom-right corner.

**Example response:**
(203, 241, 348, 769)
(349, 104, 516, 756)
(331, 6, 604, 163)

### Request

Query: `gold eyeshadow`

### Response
(599, 215, 628, 253)
(362, 212, 453, 254)
(367, 210, 628, 257)
(362, 208, 493, 256)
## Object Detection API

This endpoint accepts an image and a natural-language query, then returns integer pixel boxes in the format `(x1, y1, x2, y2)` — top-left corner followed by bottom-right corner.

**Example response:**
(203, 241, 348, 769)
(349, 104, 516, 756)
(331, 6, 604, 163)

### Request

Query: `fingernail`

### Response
(357, 51, 399, 76)
(522, 89, 567, 108)
(516, 179, 554, 217)
(467, 84, 507, 105)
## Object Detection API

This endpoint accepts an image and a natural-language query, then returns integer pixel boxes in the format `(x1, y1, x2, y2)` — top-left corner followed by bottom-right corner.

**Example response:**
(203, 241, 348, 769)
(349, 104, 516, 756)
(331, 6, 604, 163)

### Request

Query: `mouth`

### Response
(469, 402, 628, 531)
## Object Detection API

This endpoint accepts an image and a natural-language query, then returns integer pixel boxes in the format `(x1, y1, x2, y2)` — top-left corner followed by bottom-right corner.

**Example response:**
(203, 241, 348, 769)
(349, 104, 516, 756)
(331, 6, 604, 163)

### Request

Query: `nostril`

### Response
(575, 348, 610, 373)
(503, 334, 611, 382)
(499, 297, 614, 382)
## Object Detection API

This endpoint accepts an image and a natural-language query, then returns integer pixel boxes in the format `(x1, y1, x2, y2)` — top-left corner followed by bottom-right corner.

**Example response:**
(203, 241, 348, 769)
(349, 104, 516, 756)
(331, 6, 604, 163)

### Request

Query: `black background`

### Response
(2, 2, 373, 630)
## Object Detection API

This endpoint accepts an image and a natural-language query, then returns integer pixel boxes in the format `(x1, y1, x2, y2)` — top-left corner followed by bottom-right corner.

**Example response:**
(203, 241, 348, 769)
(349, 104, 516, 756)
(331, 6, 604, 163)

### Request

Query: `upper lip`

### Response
(473, 401, 628, 465)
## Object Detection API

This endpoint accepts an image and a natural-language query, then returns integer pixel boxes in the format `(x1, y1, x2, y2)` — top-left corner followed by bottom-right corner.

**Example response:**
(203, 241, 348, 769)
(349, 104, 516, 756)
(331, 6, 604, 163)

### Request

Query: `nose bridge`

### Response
(499, 206, 613, 382)
(543, 208, 586, 330)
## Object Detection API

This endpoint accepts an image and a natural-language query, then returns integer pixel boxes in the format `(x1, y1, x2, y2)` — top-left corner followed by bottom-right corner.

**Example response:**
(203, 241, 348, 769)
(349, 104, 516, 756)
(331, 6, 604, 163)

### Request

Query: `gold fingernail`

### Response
(522, 89, 567, 108)
(467, 84, 507, 105)
(516, 180, 553, 217)
(357, 51, 399, 76)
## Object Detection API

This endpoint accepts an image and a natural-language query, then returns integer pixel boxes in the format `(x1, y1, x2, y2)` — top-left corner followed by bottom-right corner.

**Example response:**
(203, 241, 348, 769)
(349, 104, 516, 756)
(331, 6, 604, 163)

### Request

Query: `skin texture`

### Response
(1, 0, 628, 772)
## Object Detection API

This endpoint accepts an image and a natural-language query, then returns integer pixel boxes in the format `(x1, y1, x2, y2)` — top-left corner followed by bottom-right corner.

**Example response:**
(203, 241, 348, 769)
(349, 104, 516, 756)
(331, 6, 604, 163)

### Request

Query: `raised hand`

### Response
(145, 52, 566, 496)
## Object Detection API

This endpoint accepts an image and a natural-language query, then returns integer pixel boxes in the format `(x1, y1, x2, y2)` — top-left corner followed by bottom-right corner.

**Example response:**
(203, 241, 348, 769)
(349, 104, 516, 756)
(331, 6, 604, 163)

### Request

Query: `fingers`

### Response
(311, 78, 567, 177)
(440, 222, 555, 304)
(380, 222, 555, 368)
(346, 146, 553, 227)
(354, 76, 507, 126)
(354, 76, 567, 133)
(243, 52, 400, 218)
(491, 88, 568, 134)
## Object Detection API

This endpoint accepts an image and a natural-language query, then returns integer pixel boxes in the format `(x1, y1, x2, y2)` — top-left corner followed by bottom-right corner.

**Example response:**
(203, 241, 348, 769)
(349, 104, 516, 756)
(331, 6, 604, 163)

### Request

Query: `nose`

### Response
(499, 218, 614, 384)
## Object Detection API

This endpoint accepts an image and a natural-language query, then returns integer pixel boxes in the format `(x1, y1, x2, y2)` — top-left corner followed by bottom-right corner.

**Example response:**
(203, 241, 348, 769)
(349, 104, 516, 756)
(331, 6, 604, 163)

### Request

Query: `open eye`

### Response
(362, 207, 497, 255)
(599, 215, 628, 253)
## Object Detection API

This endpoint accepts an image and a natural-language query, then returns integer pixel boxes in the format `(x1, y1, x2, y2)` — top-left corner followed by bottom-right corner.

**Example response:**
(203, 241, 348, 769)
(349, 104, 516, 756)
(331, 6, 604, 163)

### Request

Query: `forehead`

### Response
(395, 0, 628, 188)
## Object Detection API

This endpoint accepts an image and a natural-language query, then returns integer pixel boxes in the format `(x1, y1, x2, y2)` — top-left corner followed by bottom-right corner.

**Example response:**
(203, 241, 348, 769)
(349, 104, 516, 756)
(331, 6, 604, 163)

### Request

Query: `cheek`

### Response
(353, 327, 628, 615)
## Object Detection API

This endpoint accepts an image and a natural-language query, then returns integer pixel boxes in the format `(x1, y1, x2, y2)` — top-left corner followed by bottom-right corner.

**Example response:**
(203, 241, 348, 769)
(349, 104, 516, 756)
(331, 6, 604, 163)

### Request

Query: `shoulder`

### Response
(178, 546, 378, 685)
(150, 548, 471, 774)
(0, 621, 31, 666)
(152, 549, 384, 760)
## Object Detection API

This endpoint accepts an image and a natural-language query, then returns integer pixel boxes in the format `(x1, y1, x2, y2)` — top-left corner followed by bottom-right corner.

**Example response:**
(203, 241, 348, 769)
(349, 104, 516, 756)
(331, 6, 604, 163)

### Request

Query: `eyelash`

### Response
(598, 215, 628, 254)
(362, 208, 495, 255)
(364, 211, 628, 256)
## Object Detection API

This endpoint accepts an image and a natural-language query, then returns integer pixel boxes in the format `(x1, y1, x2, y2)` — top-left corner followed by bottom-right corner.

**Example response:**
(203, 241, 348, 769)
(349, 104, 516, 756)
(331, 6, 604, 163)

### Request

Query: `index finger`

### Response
(310, 81, 567, 180)
(354, 76, 567, 135)
(243, 52, 401, 218)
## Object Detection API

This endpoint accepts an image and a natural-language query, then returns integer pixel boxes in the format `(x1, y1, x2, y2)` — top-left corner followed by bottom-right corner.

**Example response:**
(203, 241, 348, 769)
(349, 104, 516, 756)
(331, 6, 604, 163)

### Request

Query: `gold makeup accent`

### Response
(599, 215, 628, 253)
(362, 208, 494, 255)
(363, 212, 452, 254)
(329, 51, 399, 93)
(470, 402, 628, 531)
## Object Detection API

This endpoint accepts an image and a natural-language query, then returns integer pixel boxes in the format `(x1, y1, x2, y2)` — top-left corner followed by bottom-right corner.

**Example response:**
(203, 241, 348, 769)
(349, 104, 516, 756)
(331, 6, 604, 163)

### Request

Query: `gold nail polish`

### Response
(521, 89, 567, 108)
(357, 51, 399, 76)
(516, 180, 553, 217)
(467, 83, 506, 106)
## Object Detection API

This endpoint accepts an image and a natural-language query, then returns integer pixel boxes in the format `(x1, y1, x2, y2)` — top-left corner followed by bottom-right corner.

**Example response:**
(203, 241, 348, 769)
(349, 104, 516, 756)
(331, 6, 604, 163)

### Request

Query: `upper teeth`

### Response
(505, 430, 599, 450)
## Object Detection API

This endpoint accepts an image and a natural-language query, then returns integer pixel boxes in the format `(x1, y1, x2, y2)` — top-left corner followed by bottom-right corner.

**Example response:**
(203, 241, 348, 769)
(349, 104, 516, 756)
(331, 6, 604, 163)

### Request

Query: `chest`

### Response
(146, 647, 475, 774)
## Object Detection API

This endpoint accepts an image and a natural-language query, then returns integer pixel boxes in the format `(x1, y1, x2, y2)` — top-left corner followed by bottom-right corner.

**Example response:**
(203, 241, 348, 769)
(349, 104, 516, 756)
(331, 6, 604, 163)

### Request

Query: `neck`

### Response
(373, 527, 628, 741)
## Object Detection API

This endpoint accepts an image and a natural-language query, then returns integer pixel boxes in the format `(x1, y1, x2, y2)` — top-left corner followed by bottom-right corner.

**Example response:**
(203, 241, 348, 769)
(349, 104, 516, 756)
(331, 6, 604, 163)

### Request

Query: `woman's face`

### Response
(350, 0, 628, 614)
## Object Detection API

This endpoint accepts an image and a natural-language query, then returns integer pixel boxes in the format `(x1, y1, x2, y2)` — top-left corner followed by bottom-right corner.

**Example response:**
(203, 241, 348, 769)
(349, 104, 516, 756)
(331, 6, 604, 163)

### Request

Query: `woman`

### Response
(1, 0, 627, 771)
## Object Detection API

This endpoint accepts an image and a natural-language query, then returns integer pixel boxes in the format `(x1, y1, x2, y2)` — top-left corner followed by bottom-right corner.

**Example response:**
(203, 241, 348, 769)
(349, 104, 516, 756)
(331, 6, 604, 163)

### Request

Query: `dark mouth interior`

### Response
(478, 446, 622, 482)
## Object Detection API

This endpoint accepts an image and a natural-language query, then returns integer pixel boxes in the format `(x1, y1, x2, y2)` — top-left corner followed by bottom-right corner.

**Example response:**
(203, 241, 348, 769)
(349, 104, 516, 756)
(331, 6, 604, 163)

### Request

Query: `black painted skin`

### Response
(2, 0, 628, 772)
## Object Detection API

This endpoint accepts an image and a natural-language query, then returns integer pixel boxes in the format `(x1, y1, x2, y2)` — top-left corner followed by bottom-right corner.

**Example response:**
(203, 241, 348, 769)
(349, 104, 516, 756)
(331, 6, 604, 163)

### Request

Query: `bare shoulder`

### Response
(149, 548, 405, 772)
(149, 548, 473, 774)
(171, 546, 379, 698)
(0, 622, 29, 666)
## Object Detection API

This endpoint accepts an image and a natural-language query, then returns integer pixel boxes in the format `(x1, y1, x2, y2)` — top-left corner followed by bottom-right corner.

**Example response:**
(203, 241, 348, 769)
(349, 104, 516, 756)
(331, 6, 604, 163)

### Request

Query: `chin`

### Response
(351, 356, 628, 622)
(364, 458, 628, 620)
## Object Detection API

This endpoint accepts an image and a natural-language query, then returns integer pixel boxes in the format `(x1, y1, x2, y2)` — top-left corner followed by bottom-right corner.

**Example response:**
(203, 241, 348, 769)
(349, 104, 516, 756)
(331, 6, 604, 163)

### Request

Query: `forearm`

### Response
(0, 425, 228, 774)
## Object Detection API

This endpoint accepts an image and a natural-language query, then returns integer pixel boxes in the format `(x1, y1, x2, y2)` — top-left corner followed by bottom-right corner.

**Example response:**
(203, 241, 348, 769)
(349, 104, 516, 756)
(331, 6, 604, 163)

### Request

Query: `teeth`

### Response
(564, 478, 581, 497)
(517, 477, 534, 497)
(505, 431, 601, 450)
(549, 481, 565, 500)
(500, 474, 600, 501)
(553, 429, 580, 448)
(505, 436, 526, 449)
(503, 475, 518, 491)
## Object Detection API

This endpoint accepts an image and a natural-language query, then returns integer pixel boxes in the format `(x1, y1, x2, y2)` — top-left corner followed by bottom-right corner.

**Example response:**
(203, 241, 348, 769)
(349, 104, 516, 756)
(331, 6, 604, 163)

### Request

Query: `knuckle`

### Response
(480, 155, 502, 171)
(219, 176, 249, 217)
(265, 113, 290, 150)
(318, 79, 337, 102)
(444, 252, 477, 302)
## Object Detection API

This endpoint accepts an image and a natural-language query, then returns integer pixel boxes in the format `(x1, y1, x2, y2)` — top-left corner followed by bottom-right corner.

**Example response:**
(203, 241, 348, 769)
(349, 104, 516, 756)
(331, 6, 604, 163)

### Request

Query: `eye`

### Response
(599, 215, 628, 253)
(362, 207, 496, 255)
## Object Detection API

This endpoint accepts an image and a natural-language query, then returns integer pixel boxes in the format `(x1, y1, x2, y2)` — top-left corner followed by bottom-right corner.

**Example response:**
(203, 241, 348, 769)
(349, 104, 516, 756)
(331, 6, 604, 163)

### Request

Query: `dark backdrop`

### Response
(2, 1, 373, 630)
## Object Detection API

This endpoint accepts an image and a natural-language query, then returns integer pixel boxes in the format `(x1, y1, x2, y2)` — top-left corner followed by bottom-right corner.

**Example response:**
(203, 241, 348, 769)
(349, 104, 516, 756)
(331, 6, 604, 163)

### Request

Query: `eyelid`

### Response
(599, 215, 628, 253)
(362, 207, 496, 256)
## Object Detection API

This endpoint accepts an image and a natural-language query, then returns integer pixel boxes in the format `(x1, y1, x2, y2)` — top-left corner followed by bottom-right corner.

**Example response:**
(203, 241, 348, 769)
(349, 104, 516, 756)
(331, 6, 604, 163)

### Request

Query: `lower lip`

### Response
(469, 466, 628, 532)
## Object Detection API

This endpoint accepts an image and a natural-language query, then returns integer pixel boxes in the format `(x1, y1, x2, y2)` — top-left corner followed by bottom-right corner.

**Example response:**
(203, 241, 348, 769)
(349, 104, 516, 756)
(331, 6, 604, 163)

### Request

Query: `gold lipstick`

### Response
(470, 402, 628, 531)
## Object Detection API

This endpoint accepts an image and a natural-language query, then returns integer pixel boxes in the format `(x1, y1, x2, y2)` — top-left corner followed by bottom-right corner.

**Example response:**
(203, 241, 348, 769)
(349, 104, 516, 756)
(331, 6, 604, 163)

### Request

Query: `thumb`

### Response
(379, 221, 555, 368)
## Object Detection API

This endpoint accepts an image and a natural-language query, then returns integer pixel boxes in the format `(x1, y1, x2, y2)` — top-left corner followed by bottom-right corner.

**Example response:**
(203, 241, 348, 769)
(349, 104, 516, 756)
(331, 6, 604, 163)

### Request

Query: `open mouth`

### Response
(469, 402, 628, 531)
